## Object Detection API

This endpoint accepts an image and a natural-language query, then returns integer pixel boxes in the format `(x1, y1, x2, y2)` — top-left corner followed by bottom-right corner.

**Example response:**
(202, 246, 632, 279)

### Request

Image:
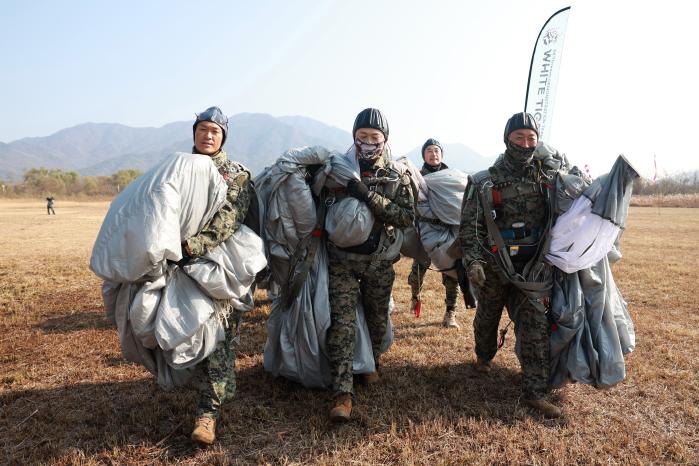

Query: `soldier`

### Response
(181, 106, 252, 444)
(326, 108, 415, 422)
(46, 196, 55, 215)
(459, 112, 562, 418)
(408, 138, 462, 328)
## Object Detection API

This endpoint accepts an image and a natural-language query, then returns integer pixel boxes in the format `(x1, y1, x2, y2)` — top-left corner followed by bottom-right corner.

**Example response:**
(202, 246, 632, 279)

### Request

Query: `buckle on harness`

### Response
(375, 167, 390, 178)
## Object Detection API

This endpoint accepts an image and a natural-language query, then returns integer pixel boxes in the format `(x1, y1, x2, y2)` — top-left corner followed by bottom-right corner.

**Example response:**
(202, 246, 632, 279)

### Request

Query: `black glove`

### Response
(455, 260, 478, 308)
(168, 243, 193, 267)
(346, 179, 371, 202)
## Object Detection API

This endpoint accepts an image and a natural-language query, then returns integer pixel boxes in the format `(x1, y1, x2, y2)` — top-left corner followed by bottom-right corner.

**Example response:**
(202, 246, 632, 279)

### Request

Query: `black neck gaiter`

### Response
(504, 140, 535, 170)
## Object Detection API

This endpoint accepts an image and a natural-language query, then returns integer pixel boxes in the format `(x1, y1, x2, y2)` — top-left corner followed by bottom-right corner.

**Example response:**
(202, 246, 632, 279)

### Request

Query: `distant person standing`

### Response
(408, 138, 463, 329)
(46, 196, 55, 215)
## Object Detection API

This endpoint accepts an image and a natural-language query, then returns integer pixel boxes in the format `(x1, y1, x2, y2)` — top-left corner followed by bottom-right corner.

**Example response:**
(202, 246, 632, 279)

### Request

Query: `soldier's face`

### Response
(194, 121, 224, 155)
(508, 129, 538, 149)
(423, 145, 442, 166)
(354, 128, 385, 144)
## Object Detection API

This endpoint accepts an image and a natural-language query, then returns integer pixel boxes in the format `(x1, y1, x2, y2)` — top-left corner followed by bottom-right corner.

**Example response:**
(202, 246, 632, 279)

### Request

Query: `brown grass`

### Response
(631, 194, 699, 208)
(1, 200, 698, 465)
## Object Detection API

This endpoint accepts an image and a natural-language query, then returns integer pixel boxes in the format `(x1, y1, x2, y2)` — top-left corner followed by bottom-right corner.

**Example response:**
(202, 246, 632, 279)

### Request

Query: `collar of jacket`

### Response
(421, 162, 448, 174)
(359, 152, 389, 175)
(207, 150, 228, 169)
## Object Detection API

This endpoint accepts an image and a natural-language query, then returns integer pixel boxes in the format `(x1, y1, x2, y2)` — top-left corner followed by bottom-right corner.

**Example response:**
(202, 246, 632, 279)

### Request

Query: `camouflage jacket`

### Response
(362, 154, 415, 230)
(185, 150, 252, 257)
(459, 152, 553, 267)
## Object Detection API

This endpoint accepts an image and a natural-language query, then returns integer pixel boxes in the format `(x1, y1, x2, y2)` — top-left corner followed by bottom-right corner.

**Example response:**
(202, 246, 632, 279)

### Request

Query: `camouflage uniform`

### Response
(408, 162, 459, 310)
(195, 310, 241, 418)
(408, 261, 459, 308)
(459, 152, 552, 400)
(185, 149, 251, 419)
(326, 153, 414, 396)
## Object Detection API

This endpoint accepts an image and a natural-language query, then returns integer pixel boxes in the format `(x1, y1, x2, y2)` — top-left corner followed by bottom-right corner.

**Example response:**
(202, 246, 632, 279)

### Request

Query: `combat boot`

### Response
(442, 307, 460, 329)
(523, 398, 562, 418)
(474, 357, 491, 373)
(330, 393, 352, 422)
(191, 416, 216, 445)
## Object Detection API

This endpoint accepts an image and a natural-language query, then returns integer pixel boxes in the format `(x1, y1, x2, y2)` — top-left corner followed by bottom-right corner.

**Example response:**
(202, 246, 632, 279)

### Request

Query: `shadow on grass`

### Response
(37, 310, 112, 334)
(0, 357, 564, 464)
(0, 379, 202, 464)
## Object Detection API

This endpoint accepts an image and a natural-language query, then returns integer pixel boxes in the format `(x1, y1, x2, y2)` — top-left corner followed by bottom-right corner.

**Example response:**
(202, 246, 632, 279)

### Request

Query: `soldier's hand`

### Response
(346, 179, 371, 202)
(467, 262, 486, 287)
(176, 242, 194, 266)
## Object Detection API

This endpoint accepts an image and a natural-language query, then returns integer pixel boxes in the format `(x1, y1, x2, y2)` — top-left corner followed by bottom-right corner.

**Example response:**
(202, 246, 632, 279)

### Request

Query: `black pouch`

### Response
(338, 226, 383, 255)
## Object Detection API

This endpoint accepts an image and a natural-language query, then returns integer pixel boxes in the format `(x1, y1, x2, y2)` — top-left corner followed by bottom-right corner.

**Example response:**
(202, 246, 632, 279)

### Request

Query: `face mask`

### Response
(355, 138, 385, 160)
(505, 139, 536, 162)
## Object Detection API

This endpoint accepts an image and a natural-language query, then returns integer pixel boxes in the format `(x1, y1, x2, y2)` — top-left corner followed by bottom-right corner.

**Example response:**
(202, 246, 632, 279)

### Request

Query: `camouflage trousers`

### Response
(327, 257, 395, 396)
(195, 311, 241, 419)
(473, 262, 550, 400)
(408, 260, 459, 310)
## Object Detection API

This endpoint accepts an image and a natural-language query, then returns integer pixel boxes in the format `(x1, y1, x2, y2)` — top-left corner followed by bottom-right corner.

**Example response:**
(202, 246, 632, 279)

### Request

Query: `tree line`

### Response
(1, 167, 698, 198)
(632, 170, 699, 195)
(0, 168, 143, 197)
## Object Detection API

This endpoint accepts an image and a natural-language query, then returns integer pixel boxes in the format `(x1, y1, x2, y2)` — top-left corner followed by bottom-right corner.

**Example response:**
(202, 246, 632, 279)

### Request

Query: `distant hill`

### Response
(0, 114, 493, 181)
(0, 113, 354, 181)
(402, 142, 496, 174)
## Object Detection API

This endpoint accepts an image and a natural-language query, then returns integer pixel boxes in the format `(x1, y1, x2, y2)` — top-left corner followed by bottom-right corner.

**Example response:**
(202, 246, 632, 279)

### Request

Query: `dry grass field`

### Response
(631, 194, 699, 208)
(1, 199, 698, 465)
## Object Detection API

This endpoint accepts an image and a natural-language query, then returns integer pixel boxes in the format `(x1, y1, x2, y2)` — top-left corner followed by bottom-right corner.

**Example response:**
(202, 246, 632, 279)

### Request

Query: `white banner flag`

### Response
(525, 7, 571, 143)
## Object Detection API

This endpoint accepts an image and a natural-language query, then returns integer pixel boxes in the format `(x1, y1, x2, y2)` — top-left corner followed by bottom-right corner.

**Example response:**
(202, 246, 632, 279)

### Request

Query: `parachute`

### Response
(257, 146, 394, 388)
(91, 153, 267, 388)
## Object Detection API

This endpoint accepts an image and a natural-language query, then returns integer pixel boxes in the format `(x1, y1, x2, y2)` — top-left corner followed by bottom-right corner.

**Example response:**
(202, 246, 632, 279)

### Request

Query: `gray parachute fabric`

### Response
(415, 168, 469, 278)
(91, 153, 227, 283)
(254, 146, 333, 287)
(393, 157, 430, 264)
(91, 153, 267, 389)
(256, 146, 334, 387)
(324, 149, 375, 248)
(546, 155, 638, 389)
(259, 146, 393, 388)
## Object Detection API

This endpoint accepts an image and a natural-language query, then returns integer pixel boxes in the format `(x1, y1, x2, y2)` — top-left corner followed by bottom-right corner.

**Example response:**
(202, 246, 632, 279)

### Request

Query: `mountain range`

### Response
(0, 113, 495, 181)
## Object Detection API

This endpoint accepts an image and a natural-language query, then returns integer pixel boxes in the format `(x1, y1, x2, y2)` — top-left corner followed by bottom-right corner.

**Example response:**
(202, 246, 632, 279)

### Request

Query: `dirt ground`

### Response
(1, 199, 697, 465)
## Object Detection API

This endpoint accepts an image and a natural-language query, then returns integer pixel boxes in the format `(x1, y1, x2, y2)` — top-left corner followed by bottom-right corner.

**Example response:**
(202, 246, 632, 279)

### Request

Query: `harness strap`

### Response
(415, 214, 453, 228)
(280, 189, 328, 309)
(477, 183, 552, 311)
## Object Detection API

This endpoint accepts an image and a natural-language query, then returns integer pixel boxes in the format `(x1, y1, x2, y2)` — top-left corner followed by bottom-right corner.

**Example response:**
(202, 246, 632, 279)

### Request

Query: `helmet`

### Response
(503, 112, 539, 143)
(421, 138, 443, 156)
(352, 108, 389, 140)
(193, 106, 228, 145)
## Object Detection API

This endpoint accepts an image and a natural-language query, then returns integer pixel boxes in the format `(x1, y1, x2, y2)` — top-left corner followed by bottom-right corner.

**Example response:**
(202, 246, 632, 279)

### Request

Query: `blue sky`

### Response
(2, 0, 697, 178)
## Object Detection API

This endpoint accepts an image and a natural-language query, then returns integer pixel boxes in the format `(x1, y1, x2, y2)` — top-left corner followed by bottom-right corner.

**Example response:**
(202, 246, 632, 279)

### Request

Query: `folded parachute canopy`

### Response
(546, 155, 639, 274)
(91, 152, 267, 389)
(547, 154, 639, 389)
(258, 146, 394, 388)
